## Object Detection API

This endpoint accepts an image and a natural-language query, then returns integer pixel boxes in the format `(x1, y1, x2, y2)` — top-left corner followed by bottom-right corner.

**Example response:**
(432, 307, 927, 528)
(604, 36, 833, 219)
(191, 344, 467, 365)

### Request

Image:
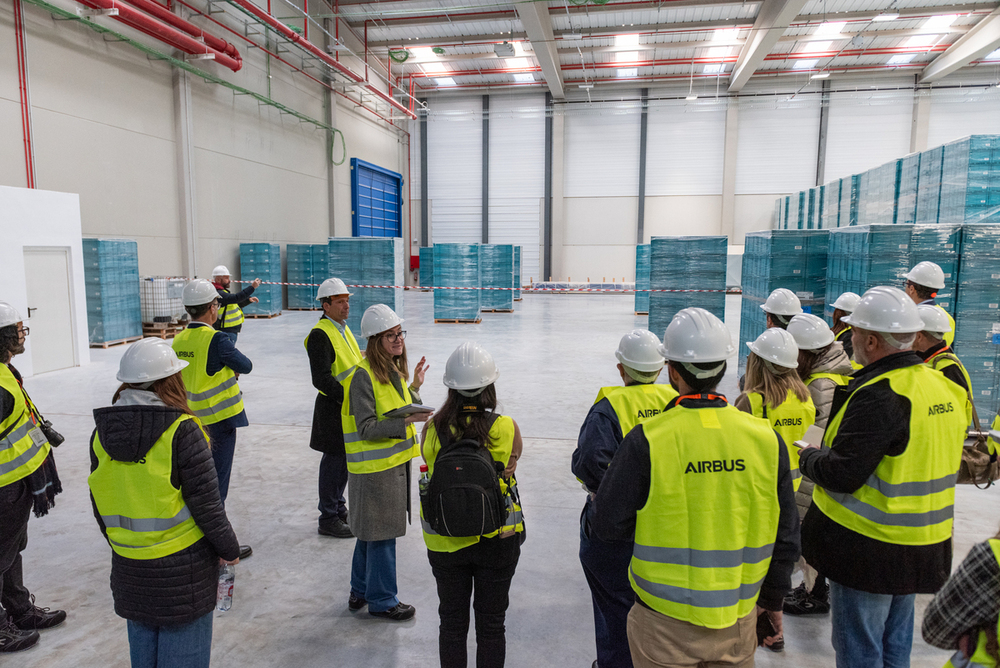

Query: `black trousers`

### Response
(428, 536, 520, 668)
(0, 478, 33, 622)
(317, 450, 349, 525)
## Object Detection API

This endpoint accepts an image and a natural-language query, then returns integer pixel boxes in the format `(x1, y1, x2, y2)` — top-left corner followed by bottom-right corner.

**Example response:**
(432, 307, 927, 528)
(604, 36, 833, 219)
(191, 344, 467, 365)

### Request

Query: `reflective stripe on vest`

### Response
(304, 319, 363, 390)
(835, 326, 852, 342)
(927, 350, 974, 426)
(420, 415, 523, 552)
(813, 364, 968, 546)
(593, 383, 679, 438)
(341, 359, 419, 474)
(942, 539, 1000, 668)
(937, 305, 956, 348)
(219, 289, 244, 329)
(0, 365, 50, 487)
(631, 403, 781, 629)
(805, 372, 851, 388)
(747, 390, 815, 493)
(172, 326, 245, 426)
(88, 415, 206, 560)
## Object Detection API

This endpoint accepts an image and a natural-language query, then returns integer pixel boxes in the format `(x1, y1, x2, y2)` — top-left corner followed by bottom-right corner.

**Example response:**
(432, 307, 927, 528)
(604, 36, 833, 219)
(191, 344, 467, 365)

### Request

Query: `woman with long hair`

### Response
(420, 342, 523, 668)
(88, 337, 240, 668)
(923, 522, 1000, 667)
(342, 304, 429, 622)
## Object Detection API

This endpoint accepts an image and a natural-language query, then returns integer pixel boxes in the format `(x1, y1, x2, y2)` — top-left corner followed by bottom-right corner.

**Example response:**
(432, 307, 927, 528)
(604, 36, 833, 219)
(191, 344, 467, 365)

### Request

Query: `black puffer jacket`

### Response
(90, 393, 240, 626)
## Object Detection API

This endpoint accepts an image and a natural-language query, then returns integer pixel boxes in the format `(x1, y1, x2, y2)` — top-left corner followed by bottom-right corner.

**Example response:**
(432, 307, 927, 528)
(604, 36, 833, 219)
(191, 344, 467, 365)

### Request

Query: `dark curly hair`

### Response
(0, 324, 22, 364)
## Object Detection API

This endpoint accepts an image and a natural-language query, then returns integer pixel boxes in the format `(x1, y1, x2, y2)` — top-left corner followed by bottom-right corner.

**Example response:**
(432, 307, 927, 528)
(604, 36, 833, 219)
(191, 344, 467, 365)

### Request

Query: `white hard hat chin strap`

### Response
(681, 361, 724, 379)
(457, 387, 486, 397)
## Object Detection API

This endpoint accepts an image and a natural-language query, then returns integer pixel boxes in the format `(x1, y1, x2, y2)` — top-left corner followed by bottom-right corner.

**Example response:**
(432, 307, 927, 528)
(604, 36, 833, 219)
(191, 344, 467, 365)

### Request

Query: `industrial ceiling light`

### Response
(513, 73, 534, 83)
(873, 11, 899, 21)
(494, 42, 516, 58)
(686, 95, 698, 100)
(811, 72, 830, 79)
(579, 83, 594, 89)
(565, 33, 584, 40)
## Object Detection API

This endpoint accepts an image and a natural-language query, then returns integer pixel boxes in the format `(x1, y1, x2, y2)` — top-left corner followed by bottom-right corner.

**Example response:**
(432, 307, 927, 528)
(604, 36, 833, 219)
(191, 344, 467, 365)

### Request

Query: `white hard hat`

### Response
(747, 328, 799, 369)
(658, 308, 735, 364)
(0, 302, 24, 329)
(212, 265, 231, 278)
(360, 303, 404, 338)
(615, 330, 665, 372)
(905, 261, 945, 290)
(841, 286, 925, 334)
(787, 313, 835, 351)
(316, 278, 352, 300)
(182, 279, 220, 307)
(443, 342, 500, 392)
(760, 288, 804, 317)
(831, 292, 862, 313)
(117, 337, 188, 384)
(918, 304, 952, 338)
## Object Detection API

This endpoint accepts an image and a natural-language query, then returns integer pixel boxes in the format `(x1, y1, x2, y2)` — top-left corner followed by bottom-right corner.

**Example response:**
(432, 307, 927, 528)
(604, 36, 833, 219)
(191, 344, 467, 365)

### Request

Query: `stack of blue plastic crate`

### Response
(328, 237, 403, 347)
(955, 225, 1000, 416)
(648, 236, 727, 339)
(240, 243, 281, 316)
(286, 244, 314, 309)
(312, 244, 329, 290)
(513, 246, 522, 301)
(634, 244, 651, 314)
(839, 175, 859, 227)
(910, 224, 962, 314)
(433, 243, 481, 321)
(824, 225, 911, 321)
(480, 244, 514, 312)
(739, 230, 829, 374)
(896, 154, 920, 225)
(939, 136, 1000, 226)
(915, 146, 944, 225)
(83, 238, 142, 344)
(822, 180, 840, 229)
(419, 247, 434, 290)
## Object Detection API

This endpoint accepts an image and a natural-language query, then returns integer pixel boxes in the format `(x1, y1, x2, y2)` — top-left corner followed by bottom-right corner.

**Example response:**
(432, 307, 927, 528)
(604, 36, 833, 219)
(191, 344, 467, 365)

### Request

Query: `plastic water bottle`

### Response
(418, 464, 430, 502)
(217, 564, 235, 612)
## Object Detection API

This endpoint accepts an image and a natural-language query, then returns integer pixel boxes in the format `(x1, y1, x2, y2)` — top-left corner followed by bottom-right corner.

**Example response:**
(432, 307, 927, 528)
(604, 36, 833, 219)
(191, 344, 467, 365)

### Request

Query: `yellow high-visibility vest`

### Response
(926, 349, 974, 426)
(593, 383, 679, 438)
(172, 326, 245, 425)
(631, 401, 781, 629)
(421, 415, 523, 552)
(304, 319, 362, 387)
(218, 289, 245, 329)
(942, 539, 1000, 668)
(88, 414, 206, 560)
(747, 389, 816, 492)
(813, 364, 968, 546)
(341, 359, 419, 474)
(0, 364, 50, 487)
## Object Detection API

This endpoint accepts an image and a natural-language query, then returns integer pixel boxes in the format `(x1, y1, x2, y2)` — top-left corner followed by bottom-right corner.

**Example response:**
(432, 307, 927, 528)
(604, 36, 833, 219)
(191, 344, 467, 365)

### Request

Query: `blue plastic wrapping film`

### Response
(419, 247, 434, 290)
(897, 154, 920, 225)
(910, 224, 962, 313)
(955, 224, 1000, 415)
(83, 238, 142, 343)
(286, 244, 314, 309)
(739, 231, 829, 375)
(479, 244, 514, 311)
(433, 243, 481, 321)
(648, 236, 727, 341)
(240, 243, 282, 316)
(311, 244, 329, 299)
(824, 225, 911, 322)
(634, 244, 651, 314)
(327, 237, 404, 349)
(513, 246, 522, 301)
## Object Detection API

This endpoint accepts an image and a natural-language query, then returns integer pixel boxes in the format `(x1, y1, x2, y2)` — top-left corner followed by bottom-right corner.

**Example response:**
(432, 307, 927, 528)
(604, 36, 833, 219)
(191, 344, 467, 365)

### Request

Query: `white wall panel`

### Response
(735, 97, 820, 194)
(427, 96, 483, 244)
(488, 93, 544, 282)
(646, 100, 726, 196)
(927, 87, 1000, 148)
(564, 103, 641, 198)
(824, 87, 913, 182)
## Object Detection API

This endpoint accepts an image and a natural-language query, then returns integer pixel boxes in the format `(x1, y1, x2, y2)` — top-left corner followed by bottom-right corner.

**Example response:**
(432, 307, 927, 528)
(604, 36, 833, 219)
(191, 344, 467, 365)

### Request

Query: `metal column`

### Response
(543, 93, 553, 281)
(420, 101, 429, 247)
(637, 88, 649, 245)
(816, 79, 831, 186)
(482, 95, 489, 244)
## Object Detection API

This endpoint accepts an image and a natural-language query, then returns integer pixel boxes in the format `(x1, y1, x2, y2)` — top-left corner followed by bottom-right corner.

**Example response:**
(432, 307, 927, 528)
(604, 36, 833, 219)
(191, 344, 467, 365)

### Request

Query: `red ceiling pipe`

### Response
(226, 0, 416, 119)
(120, 0, 241, 63)
(76, 0, 243, 70)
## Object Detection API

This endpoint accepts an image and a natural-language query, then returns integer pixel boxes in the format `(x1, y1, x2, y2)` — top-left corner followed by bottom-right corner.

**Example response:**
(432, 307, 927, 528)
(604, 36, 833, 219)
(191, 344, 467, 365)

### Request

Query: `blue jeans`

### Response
(579, 500, 634, 668)
(351, 538, 398, 613)
(830, 582, 915, 668)
(318, 451, 349, 525)
(205, 424, 237, 504)
(127, 611, 214, 668)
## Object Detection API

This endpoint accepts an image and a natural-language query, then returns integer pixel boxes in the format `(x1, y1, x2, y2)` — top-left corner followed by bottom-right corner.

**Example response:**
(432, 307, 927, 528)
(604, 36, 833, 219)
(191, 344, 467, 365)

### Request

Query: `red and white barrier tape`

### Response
(230, 280, 732, 294)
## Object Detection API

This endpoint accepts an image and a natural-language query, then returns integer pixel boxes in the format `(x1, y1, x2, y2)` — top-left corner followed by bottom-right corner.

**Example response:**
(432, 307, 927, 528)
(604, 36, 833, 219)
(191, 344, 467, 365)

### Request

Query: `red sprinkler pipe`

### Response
(226, 0, 416, 119)
(13, 0, 35, 189)
(76, 0, 243, 71)
(119, 0, 242, 64)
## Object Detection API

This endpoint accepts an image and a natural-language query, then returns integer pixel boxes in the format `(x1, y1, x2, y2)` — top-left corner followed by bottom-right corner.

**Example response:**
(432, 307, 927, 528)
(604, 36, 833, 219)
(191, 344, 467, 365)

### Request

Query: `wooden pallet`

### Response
(90, 335, 142, 349)
(635, 311, 649, 315)
(244, 312, 281, 319)
(514, 298, 523, 302)
(142, 324, 184, 340)
(434, 318, 482, 324)
(481, 309, 514, 314)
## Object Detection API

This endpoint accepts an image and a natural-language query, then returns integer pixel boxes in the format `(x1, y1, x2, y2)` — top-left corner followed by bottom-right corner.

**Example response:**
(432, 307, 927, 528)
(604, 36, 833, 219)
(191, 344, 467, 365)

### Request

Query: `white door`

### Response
(23, 248, 77, 374)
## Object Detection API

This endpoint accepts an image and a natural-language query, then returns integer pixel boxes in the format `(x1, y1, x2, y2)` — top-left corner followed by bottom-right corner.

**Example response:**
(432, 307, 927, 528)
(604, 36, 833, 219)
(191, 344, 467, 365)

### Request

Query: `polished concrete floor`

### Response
(9, 292, 997, 667)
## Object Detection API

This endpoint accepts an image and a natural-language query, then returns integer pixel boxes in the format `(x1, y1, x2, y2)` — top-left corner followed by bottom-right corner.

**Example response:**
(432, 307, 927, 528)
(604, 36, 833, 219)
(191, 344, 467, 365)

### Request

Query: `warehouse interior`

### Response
(3, 0, 1000, 663)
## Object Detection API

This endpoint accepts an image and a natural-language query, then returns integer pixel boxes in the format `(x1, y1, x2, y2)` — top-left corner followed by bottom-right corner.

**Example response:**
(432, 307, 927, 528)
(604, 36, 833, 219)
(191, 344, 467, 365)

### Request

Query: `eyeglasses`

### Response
(17, 327, 29, 337)
(384, 331, 406, 342)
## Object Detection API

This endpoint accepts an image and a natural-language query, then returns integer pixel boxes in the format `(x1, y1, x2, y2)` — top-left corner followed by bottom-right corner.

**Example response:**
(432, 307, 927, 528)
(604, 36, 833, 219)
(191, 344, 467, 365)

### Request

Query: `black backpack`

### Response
(422, 437, 508, 538)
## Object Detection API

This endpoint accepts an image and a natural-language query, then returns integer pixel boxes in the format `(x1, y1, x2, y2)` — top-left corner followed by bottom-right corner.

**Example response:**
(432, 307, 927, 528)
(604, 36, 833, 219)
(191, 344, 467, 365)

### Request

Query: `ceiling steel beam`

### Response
(729, 0, 811, 91)
(515, 0, 564, 98)
(920, 5, 1000, 82)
